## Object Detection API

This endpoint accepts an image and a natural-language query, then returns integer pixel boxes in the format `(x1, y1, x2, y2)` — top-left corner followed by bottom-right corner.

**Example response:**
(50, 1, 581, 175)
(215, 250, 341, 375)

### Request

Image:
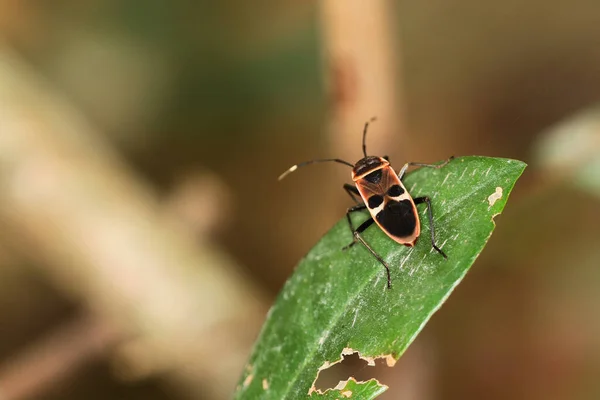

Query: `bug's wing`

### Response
(377, 199, 419, 240)
(357, 167, 420, 244)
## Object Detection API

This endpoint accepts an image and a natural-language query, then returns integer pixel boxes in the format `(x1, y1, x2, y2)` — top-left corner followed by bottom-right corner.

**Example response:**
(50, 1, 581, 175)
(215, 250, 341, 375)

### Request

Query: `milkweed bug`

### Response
(279, 118, 453, 289)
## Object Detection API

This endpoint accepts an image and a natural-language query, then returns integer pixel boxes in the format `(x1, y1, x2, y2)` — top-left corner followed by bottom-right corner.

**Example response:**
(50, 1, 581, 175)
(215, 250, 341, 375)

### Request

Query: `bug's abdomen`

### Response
(376, 200, 417, 238)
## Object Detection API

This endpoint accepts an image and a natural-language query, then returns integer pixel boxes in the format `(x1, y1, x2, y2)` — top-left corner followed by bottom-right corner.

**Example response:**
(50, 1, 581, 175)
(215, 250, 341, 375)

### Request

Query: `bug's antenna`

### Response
(362, 117, 377, 158)
(278, 158, 354, 181)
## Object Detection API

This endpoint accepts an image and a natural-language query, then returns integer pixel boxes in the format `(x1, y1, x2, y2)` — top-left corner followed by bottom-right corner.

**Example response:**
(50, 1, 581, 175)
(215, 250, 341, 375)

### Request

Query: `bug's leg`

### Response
(343, 207, 391, 289)
(343, 208, 374, 250)
(343, 183, 362, 205)
(352, 231, 392, 289)
(413, 196, 448, 259)
(397, 156, 455, 181)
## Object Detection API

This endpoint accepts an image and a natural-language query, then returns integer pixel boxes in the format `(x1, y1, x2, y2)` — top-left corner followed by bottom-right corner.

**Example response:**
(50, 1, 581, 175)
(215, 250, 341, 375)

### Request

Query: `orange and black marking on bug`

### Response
(279, 118, 453, 289)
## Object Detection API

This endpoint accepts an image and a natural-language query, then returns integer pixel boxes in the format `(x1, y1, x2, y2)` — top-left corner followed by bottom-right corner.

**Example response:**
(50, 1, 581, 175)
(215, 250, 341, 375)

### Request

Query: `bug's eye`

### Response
(387, 184, 404, 197)
(367, 195, 384, 209)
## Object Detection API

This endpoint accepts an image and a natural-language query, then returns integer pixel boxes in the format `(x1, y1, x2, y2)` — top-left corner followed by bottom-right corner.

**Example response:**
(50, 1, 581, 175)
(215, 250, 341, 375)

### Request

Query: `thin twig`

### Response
(320, 0, 403, 159)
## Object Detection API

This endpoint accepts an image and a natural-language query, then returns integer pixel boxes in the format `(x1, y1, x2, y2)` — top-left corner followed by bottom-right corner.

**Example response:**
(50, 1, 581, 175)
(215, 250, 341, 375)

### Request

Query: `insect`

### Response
(279, 118, 453, 289)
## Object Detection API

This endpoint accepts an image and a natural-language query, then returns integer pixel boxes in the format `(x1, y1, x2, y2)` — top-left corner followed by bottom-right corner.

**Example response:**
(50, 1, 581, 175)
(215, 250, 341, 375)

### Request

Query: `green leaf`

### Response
(235, 156, 526, 399)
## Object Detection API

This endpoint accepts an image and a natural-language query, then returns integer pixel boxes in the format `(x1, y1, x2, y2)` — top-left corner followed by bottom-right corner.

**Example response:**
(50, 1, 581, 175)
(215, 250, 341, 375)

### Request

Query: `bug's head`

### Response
(352, 156, 389, 181)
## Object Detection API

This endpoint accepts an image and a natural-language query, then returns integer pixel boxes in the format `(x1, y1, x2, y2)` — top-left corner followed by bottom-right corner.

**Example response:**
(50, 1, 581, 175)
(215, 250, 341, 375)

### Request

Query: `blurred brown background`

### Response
(0, 1, 599, 399)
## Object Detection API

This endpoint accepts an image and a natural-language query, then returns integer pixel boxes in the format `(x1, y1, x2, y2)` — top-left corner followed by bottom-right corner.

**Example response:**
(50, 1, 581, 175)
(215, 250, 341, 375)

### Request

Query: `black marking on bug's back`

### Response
(376, 199, 416, 237)
(367, 194, 384, 209)
(363, 169, 383, 184)
(387, 184, 404, 197)
(353, 156, 385, 178)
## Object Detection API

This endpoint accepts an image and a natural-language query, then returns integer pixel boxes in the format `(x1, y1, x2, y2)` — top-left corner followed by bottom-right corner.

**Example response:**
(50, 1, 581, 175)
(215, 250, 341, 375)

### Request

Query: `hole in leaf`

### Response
(314, 351, 392, 392)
